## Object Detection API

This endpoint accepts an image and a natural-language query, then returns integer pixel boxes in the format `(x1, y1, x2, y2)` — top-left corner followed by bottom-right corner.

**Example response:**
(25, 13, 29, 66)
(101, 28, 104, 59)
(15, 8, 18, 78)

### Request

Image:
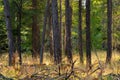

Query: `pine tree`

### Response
(65, 0, 73, 63)
(86, 0, 91, 68)
(3, 0, 15, 66)
(106, 0, 112, 64)
(52, 0, 62, 64)
(78, 0, 83, 63)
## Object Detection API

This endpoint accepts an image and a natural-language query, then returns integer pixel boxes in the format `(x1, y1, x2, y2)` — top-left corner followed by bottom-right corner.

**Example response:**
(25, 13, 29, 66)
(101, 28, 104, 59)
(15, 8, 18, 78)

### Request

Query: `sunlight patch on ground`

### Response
(0, 51, 119, 79)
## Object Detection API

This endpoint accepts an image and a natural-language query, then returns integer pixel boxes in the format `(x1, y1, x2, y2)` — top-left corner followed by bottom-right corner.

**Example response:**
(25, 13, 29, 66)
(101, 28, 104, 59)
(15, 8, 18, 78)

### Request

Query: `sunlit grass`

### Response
(0, 51, 120, 79)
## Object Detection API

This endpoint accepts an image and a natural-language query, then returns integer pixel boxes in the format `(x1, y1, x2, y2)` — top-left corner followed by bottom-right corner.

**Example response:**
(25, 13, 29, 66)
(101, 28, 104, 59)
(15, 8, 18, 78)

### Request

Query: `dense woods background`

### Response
(0, 0, 120, 63)
(0, 0, 120, 79)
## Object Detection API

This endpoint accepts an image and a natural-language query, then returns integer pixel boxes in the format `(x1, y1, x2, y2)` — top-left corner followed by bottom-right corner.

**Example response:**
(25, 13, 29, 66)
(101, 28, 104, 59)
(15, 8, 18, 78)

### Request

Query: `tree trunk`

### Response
(65, 0, 73, 63)
(63, 22, 66, 54)
(32, 0, 40, 59)
(40, 0, 50, 64)
(52, 0, 62, 64)
(78, 0, 83, 64)
(49, 16, 53, 57)
(106, 0, 112, 64)
(59, 0, 62, 54)
(86, 0, 91, 68)
(3, 0, 14, 66)
(48, 3, 53, 57)
(16, 0, 22, 65)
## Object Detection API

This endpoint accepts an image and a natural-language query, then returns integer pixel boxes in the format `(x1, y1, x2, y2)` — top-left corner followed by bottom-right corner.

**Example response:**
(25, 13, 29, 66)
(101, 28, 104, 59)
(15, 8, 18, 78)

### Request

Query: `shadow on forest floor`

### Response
(0, 51, 120, 80)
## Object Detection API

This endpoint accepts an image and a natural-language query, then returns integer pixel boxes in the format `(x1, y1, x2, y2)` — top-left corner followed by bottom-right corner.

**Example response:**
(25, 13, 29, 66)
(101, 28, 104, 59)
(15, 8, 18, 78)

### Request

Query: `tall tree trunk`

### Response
(78, 0, 83, 64)
(65, 0, 73, 63)
(16, 0, 22, 65)
(40, 0, 50, 64)
(59, 0, 62, 53)
(32, 0, 40, 59)
(3, 0, 14, 66)
(48, 3, 53, 57)
(49, 16, 53, 57)
(52, 0, 62, 64)
(86, 0, 91, 68)
(106, 0, 112, 64)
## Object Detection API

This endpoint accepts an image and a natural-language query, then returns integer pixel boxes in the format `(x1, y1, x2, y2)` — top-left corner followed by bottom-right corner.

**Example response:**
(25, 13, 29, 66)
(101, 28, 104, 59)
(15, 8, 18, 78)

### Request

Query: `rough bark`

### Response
(86, 0, 91, 68)
(40, 0, 50, 64)
(65, 0, 73, 63)
(32, 0, 40, 59)
(106, 0, 112, 64)
(52, 0, 62, 64)
(3, 0, 14, 66)
(78, 0, 83, 63)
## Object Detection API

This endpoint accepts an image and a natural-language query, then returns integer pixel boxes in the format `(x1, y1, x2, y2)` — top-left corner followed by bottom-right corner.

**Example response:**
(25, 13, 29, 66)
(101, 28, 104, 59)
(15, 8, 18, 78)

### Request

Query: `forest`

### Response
(0, 0, 120, 80)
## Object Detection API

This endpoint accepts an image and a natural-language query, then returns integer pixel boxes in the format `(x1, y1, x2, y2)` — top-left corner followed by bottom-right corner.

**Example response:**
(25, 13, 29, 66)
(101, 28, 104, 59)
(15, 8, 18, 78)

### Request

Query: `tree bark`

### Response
(106, 0, 112, 64)
(86, 0, 91, 68)
(78, 0, 83, 64)
(48, 3, 53, 57)
(16, 0, 22, 65)
(52, 0, 62, 64)
(59, 0, 62, 54)
(65, 0, 73, 63)
(32, 0, 40, 59)
(40, 0, 50, 64)
(3, 0, 14, 66)
(49, 16, 53, 57)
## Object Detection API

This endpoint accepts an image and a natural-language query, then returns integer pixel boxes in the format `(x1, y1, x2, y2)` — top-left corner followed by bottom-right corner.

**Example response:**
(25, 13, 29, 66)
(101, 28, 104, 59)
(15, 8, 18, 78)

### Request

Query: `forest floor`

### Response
(0, 51, 120, 80)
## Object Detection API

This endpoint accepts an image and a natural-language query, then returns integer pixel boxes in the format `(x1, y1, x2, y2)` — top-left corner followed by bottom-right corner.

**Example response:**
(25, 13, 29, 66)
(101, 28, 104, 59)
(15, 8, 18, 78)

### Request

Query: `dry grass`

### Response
(0, 51, 120, 80)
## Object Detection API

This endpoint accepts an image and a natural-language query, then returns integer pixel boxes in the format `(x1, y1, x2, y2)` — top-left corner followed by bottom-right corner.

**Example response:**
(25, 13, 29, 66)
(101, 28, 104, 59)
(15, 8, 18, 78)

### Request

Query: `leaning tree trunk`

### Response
(52, 0, 62, 64)
(106, 0, 112, 64)
(78, 0, 83, 64)
(3, 0, 14, 66)
(32, 0, 40, 59)
(40, 0, 50, 64)
(86, 0, 91, 69)
(65, 0, 73, 63)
